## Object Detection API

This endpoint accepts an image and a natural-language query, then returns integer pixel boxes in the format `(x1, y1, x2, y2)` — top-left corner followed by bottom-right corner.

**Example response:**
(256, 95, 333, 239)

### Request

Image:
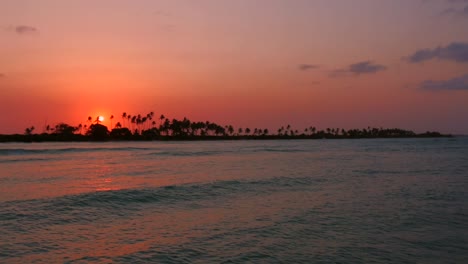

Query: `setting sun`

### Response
(98, 116, 105, 122)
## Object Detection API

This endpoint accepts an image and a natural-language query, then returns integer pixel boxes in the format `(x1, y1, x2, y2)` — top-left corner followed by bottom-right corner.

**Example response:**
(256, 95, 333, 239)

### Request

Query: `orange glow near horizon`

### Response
(0, 1, 467, 134)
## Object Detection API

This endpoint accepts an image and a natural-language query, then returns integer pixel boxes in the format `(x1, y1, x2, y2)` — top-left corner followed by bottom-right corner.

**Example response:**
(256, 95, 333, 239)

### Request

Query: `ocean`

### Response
(0, 138, 467, 263)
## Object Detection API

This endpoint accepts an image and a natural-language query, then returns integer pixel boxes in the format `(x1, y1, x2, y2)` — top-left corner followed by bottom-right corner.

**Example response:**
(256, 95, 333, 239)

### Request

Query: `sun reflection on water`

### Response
(86, 162, 123, 192)
(96, 178, 118, 192)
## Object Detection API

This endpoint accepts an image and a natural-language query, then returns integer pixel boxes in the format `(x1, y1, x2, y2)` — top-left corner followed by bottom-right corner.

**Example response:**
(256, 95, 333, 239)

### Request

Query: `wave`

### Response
(0, 176, 324, 228)
(0, 157, 52, 163)
(145, 150, 227, 157)
(0, 146, 309, 158)
(49, 176, 320, 208)
(252, 148, 308, 153)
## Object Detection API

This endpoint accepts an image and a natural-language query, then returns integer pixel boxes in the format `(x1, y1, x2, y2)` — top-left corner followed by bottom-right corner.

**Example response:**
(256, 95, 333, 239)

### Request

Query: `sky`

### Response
(1, 0, 468, 134)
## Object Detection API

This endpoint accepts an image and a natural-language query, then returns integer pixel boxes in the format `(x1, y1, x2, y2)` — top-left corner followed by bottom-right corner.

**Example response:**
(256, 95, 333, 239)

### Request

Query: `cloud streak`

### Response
(407, 42, 468, 63)
(330, 61, 386, 77)
(5, 25, 39, 35)
(426, 0, 468, 18)
(15, 25, 38, 34)
(420, 74, 468, 90)
(441, 5, 468, 17)
(446, 0, 468, 3)
(298, 64, 320, 71)
(349, 61, 386, 74)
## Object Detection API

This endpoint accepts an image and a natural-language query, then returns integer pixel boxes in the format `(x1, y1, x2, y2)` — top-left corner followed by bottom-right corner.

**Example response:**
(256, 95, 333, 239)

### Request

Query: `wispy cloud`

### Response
(349, 61, 387, 74)
(298, 64, 320, 71)
(0, 73, 5, 78)
(441, 5, 468, 17)
(5, 25, 39, 35)
(420, 74, 468, 90)
(437, 0, 468, 17)
(330, 61, 386, 77)
(422, 0, 468, 5)
(446, 0, 468, 3)
(424, 0, 468, 18)
(16, 25, 38, 34)
(407, 42, 468, 63)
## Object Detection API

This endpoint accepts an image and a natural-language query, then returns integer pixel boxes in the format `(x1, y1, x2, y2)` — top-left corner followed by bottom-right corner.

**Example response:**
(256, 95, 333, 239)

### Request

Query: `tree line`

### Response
(0, 111, 449, 142)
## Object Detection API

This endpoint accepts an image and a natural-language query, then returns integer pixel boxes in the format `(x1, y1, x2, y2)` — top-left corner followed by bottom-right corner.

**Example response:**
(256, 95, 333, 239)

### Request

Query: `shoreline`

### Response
(0, 133, 453, 143)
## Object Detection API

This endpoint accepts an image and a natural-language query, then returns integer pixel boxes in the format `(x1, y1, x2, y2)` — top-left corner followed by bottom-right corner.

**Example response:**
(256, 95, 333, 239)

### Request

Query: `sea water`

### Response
(0, 138, 467, 263)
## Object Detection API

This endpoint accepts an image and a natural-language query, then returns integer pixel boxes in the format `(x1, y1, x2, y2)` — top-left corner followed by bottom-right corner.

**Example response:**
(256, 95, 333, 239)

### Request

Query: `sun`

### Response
(98, 116, 105, 122)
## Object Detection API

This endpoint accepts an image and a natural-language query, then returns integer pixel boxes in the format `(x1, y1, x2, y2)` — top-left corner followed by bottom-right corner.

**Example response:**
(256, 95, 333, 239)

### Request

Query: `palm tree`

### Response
(110, 115, 114, 129)
(162, 118, 170, 136)
(228, 125, 234, 136)
(24, 126, 35, 135)
(122, 112, 127, 128)
(131, 116, 137, 131)
(141, 117, 147, 131)
(146, 112, 153, 130)
(159, 114, 165, 127)
(310, 126, 316, 135)
(127, 115, 132, 129)
(278, 126, 284, 136)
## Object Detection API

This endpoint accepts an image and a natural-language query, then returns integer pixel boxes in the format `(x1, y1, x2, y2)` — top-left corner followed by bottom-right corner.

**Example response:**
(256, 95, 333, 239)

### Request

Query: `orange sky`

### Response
(1, 0, 468, 134)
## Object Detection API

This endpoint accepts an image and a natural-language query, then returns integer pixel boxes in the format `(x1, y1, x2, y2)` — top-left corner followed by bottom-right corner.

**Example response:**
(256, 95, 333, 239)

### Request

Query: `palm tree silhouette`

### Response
(122, 112, 127, 128)
(228, 125, 234, 136)
(24, 126, 35, 135)
(131, 116, 137, 131)
(110, 115, 114, 129)
(311, 126, 316, 135)
(12, 111, 447, 142)
(159, 114, 165, 127)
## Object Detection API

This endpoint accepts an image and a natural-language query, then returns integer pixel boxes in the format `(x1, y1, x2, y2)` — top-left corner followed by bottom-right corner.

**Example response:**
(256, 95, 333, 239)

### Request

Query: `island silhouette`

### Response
(0, 112, 450, 142)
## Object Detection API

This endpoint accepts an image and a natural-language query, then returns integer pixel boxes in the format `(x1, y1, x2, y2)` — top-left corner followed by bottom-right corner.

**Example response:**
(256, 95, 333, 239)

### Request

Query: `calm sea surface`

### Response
(0, 138, 467, 263)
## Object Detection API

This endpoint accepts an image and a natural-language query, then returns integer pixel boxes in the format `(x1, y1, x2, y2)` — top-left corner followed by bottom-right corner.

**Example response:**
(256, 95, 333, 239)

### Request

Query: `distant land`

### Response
(0, 112, 451, 142)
